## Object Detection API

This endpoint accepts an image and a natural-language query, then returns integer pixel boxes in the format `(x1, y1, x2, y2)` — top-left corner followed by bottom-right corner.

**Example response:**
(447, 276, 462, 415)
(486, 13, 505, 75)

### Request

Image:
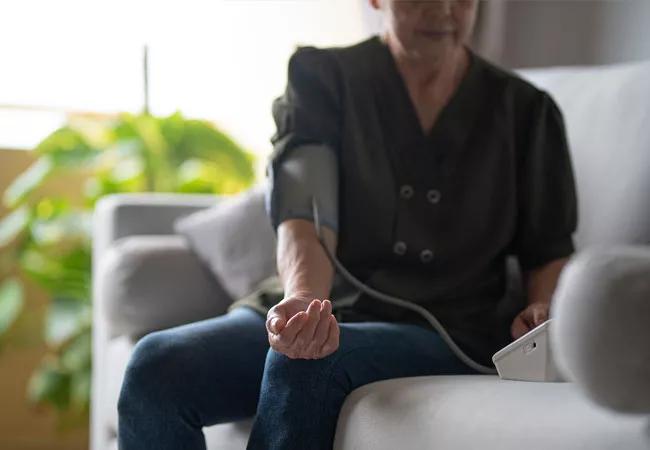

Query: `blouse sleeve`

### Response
(265, 46, 342, 232)
(513, 90, 578, 271)
(269, 46, 342, 156)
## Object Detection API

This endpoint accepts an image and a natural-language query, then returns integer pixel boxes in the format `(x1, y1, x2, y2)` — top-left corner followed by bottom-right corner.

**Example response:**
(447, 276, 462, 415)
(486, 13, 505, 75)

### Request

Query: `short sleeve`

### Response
(265, 46, 342, 233)
(513, 90, 578, 271)
(269, 46, 342, 158)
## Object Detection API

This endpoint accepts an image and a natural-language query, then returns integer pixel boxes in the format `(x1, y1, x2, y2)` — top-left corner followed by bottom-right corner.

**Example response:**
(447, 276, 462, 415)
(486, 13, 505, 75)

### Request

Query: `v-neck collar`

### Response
(370, 34, 484, 155)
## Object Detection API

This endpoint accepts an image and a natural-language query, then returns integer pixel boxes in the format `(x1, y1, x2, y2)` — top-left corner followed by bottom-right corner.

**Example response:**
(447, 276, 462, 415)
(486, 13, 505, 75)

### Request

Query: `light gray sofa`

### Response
(91, 59, 650, 450)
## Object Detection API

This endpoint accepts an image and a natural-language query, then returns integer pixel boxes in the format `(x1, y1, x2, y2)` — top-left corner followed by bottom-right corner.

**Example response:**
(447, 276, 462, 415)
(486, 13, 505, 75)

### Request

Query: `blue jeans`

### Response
(118, 306, 478, 450)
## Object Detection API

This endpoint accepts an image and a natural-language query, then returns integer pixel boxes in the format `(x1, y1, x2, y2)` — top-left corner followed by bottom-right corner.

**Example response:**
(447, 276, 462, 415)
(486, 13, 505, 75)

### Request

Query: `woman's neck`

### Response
(381, 32, 469, 95)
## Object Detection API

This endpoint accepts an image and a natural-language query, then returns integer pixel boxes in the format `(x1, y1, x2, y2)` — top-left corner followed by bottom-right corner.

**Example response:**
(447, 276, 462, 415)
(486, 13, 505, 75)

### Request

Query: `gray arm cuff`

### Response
(266, 143, 339, 233)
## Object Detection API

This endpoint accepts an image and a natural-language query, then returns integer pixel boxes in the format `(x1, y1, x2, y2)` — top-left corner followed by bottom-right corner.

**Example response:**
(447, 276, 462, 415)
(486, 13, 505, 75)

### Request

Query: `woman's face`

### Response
(371, 0, 478, 59)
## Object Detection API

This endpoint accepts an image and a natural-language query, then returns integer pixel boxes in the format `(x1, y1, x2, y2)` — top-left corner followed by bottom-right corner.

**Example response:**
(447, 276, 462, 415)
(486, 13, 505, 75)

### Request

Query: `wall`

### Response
(500, 0, 650, 67)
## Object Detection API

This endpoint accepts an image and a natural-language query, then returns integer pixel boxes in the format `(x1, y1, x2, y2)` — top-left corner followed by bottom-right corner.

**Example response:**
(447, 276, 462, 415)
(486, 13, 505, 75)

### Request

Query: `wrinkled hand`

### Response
(266, 296, 340, 359)
(511, 302, 550, 340)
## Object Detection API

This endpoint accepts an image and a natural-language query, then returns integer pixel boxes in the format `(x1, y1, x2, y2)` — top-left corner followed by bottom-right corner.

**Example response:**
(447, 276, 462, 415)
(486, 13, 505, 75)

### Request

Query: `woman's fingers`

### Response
(318, 314, 340, 358)
(510, 315, 526, 340)
(305, 300, 333, 358)
(270, 310, 308, 349)
(293, 299, 322, 353)
(266, 304, 286, 334)
(510, 303, 550, 340)
(268, 298, 340, 359)
(531, 303, 549, 327)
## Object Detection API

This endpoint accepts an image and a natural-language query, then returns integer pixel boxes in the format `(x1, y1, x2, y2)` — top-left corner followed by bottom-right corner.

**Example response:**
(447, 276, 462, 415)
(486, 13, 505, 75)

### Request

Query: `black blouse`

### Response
(231, 35, 578, 367)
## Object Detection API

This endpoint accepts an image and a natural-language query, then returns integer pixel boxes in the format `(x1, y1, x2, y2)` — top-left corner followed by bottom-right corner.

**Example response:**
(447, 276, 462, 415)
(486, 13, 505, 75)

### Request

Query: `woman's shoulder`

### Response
(473, 51, 548, 103)
(288, 35, 383, 80)
(281, 44, 347, 94)
(280, 36, 384, 103)
(472, 51, 564, 124)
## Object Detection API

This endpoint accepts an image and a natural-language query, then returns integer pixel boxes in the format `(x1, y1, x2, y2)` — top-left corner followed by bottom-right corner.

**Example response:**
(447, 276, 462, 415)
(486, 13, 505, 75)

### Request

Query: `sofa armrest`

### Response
(92, 193, 220, 262)
(552, 245, 650, 414)
(97, 235, 232, 339)
(91, 194, 225, 450)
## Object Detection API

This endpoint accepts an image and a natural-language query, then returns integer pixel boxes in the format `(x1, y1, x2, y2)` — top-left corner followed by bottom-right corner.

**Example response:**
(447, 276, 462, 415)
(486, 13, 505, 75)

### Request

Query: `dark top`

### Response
(229, 35, 578, 367)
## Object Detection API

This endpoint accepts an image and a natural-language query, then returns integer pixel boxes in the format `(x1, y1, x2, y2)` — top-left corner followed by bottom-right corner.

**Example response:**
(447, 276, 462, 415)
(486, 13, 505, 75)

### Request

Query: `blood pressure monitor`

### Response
(492, 319, 564, 382)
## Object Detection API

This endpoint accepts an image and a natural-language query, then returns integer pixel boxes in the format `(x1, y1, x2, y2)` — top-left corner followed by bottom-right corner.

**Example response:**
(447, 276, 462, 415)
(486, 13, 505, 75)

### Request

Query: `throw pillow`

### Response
(174, 183, 278, 300)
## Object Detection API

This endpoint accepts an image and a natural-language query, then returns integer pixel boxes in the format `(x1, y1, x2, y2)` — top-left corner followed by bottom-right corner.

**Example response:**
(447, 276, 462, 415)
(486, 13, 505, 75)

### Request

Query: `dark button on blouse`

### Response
(420, 249, 434, 263)
(426, 189, 442, 204)
(393, 241, 407, 256)
(399, 184, 414, 199)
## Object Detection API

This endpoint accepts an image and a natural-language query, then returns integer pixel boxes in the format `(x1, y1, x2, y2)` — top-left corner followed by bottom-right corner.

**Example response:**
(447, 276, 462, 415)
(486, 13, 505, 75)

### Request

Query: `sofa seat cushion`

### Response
(334, 375, 650, 450)
(103, 358, 649, 450)
(204, 420, 253, 450)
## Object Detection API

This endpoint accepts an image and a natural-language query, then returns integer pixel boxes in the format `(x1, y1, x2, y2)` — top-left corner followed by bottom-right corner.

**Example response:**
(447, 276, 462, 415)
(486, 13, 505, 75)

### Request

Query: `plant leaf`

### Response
(0, 278, 24, 337)
(164, 117, 256, 183)
(0, 206, 31, 247)
(19, 246, 91, 302)
(34, 126, 101, 168)
(27, 362, 71, 410)
(69, 368, 91, 411)
(60, 329, 91, 372)
(30, 209, 91, 247)
(44, 297, 91, 346)
(3, 157, 54, 208)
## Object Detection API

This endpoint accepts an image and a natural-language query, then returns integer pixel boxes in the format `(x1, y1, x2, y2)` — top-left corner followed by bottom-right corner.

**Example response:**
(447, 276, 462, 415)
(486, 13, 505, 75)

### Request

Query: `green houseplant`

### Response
(0, 110, 255, 427)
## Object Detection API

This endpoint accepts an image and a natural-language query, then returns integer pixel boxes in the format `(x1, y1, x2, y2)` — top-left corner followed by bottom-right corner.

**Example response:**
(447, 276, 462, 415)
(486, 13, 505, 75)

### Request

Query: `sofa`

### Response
(91, 59, 650, 450)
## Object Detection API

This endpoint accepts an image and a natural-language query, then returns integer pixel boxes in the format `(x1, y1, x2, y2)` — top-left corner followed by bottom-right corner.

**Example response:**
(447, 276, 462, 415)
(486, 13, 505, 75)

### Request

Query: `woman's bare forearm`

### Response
(524, 256, 570, 305)
(276, 218, 338, 302)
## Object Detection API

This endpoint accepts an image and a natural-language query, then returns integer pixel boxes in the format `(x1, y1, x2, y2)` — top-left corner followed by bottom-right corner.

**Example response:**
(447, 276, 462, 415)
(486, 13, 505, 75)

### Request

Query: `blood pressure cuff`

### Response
(265, 143, 339, 234)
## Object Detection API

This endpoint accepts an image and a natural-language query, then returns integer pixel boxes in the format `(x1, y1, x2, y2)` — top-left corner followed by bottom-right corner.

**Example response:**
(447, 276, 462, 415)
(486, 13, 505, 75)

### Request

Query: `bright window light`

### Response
(0, 0, 372, 169)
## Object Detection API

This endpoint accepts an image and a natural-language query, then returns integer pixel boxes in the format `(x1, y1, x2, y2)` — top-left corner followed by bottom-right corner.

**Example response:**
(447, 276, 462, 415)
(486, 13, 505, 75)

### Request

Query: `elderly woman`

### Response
(118, 1, 577, 449)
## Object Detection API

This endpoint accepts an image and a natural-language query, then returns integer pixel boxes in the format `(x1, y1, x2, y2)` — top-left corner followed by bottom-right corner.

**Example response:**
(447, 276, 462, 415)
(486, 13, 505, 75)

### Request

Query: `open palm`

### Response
(266, 296, 340, 359)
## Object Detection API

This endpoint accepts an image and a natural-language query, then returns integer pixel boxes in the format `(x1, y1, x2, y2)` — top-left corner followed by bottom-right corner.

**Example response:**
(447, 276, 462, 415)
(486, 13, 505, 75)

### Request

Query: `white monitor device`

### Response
(492, 319, 565, 382)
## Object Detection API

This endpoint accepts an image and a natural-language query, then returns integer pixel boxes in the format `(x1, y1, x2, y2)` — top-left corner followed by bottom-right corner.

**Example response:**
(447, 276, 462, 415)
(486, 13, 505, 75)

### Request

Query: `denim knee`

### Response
(118, 330, 187, 414)
(261, 345, 371, 398)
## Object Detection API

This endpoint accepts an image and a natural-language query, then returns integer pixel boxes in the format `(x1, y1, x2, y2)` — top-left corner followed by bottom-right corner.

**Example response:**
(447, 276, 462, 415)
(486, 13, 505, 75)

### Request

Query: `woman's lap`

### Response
(119, 305, 477, 449)
(119, 306, 270, 427)
(247, 309, 477, 449)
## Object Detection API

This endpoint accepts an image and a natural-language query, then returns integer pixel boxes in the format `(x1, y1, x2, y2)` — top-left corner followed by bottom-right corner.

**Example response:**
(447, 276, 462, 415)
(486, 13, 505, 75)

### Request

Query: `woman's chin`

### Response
(409, 39, 455, 59)
(417, 30, 455, 40)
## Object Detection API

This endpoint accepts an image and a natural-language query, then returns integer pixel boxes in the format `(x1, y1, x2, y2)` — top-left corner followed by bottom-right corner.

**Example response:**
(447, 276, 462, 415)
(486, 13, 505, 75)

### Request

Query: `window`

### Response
(0, 0, 369, 165)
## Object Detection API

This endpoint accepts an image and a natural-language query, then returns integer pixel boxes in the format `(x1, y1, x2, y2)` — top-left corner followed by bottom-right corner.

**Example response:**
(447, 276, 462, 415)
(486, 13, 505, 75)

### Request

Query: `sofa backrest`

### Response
(517, 60, 650, 250)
